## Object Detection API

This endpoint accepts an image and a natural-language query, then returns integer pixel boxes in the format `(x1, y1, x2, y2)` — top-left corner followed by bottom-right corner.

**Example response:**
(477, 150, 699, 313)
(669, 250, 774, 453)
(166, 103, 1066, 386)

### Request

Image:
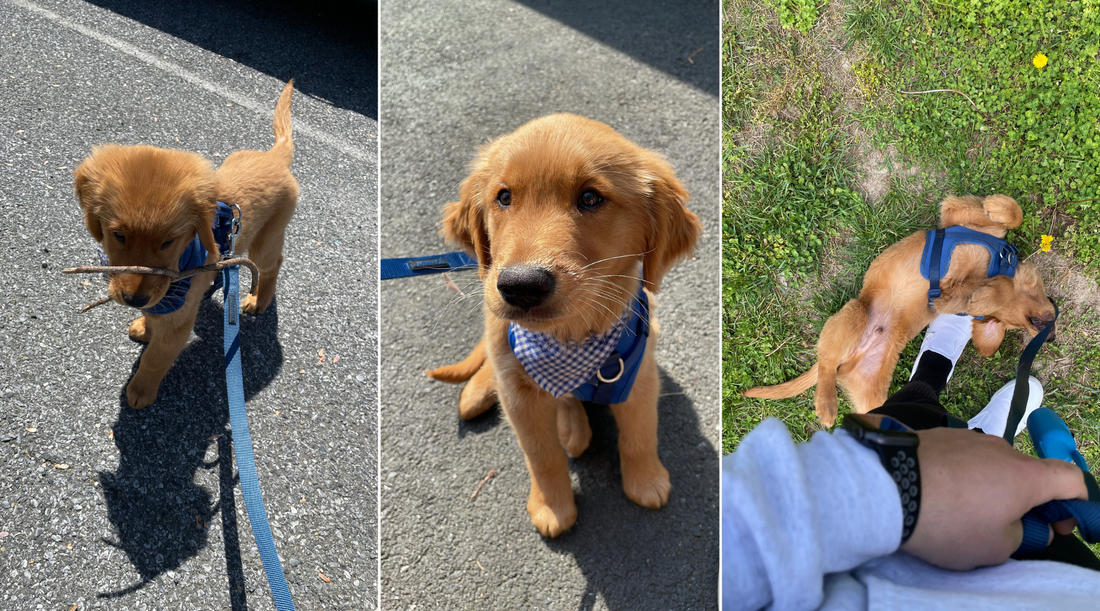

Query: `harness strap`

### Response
(223, 265, 295, 611)
(927, 228, 945, 307)
(571, 291, 650, 405)
(380, 251, 477, 279)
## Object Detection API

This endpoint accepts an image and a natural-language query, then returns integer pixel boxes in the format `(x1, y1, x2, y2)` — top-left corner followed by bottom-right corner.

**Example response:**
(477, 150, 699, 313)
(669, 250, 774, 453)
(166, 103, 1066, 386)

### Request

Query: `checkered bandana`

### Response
(510, 313, 629, 398)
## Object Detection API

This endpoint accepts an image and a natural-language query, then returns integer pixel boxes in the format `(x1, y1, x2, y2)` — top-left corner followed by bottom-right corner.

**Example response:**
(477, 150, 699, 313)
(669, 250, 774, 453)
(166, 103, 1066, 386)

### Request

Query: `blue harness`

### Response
(508, 288, 650, 405)
(143, 202, 237, 315)
(919, 226, 1019, 309)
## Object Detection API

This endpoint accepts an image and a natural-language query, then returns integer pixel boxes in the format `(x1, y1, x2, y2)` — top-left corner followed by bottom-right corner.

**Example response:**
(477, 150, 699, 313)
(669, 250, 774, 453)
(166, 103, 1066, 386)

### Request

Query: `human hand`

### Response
(900, 427, 1087, 570)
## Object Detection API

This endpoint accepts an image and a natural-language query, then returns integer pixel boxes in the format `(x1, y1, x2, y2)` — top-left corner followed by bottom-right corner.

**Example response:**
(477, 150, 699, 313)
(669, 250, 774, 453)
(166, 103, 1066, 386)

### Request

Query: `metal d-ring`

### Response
(597, 358, 625, 384)
(228, 203, 243, 257)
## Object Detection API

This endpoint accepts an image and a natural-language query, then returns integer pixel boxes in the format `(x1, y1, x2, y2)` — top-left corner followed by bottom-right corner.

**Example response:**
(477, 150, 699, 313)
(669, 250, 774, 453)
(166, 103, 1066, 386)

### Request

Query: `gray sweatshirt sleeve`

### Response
(721, 418, 904, 611)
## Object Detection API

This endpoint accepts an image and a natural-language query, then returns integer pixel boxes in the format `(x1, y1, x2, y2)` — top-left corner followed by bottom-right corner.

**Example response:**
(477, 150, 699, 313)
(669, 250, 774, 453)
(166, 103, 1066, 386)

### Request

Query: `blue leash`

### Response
(221, 223, 295, 610)
(380, 251, 477, 279)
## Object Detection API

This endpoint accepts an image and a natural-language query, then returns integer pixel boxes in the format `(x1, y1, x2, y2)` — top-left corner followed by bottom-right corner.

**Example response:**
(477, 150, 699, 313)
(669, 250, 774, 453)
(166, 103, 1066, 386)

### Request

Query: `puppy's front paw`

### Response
(125, 377, 160, 409)
(240, 294, 268, 315)
(128, 317, 152, 343)
(527, 493, 577, 538)
(621, 457, 670, 509)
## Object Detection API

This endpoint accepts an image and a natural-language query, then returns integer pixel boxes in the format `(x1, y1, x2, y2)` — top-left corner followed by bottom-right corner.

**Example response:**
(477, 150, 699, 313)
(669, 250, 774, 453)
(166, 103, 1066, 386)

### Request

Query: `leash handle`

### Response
(223, 266, 296, 611)
(380, 251, 477, 279)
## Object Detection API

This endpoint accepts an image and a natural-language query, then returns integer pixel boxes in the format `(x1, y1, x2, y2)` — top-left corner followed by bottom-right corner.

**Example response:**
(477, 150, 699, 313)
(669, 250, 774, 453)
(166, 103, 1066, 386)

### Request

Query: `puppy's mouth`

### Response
(1027, 315, 1056, 340)
(107, 274, 170, 310)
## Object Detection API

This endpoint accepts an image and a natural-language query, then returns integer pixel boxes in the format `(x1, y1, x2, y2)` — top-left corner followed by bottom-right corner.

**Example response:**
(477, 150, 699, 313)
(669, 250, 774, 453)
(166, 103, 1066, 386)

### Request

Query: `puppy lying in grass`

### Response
(744, 195, 1056, 426)
(74, 82, 299, 409)
(427, 114, 702, 537)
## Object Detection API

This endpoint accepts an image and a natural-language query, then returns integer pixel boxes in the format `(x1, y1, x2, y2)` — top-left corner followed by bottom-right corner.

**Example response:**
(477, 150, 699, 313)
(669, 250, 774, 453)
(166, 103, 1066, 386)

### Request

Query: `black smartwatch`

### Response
(841, 414, 922, 544)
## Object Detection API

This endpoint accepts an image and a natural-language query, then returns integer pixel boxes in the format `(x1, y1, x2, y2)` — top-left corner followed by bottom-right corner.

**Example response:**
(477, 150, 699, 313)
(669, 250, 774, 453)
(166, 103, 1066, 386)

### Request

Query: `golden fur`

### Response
(428, 114, 702, 537)
(744, 194, 1056, 426)
(74, 81, 299, 409)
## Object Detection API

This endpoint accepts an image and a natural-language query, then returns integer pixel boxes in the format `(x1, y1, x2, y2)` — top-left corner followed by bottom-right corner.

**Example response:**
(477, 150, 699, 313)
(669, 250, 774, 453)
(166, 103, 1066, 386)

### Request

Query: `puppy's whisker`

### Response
(580, 250, 653, 271)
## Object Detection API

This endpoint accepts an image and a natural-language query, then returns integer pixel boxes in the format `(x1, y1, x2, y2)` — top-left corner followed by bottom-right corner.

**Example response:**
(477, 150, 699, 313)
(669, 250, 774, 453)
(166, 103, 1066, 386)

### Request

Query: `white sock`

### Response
(909, 314, 973, 383)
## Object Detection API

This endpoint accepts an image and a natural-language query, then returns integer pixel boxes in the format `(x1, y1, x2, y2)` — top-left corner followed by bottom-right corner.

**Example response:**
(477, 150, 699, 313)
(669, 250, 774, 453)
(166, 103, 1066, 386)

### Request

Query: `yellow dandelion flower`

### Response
(1033, 53, 1048, 69)
(1040, 235, 1054, 252)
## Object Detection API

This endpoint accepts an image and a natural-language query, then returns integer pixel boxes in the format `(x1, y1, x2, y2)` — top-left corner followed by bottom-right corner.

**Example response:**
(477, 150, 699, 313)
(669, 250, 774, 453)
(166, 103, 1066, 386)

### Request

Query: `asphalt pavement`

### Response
(379, 1, 721, 609)
(0, 1, 378, 609)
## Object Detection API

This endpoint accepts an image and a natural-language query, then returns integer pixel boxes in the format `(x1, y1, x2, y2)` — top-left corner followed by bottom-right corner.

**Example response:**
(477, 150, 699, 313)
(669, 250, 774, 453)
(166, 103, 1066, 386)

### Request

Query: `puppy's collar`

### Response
(143, 202, 236, 315)
(920, 226, 1019, 309)
(508, 288, 650, 405)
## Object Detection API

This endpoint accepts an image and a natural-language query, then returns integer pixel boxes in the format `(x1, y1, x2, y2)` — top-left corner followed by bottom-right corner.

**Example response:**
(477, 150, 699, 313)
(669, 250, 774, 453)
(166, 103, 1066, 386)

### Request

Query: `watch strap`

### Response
(876, 444, 921, 544)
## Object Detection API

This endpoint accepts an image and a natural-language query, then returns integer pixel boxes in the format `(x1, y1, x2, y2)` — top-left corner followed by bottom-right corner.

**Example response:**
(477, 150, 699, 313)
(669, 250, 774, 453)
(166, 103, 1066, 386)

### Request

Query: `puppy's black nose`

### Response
(123, 293, 149, 308)
(497, 266, 555, 310)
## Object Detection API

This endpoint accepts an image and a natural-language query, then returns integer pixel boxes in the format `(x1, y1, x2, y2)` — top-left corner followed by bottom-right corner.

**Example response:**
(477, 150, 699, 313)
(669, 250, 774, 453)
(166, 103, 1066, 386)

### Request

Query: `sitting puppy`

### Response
(74, 81, 299, 409)
(427, 114, 702, 537)
(744, 194, 1056, 426)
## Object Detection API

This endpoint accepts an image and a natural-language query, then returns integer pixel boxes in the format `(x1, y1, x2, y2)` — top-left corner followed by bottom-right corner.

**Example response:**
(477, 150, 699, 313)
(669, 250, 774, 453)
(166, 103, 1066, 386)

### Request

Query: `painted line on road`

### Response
(9, 0, 375, 163)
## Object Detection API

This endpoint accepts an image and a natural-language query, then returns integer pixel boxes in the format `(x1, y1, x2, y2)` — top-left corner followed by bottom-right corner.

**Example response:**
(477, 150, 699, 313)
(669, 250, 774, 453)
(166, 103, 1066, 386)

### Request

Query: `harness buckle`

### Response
(927, 288, 941, 309)
(228, 204, 242, 258)
(596, 358, 625, 384)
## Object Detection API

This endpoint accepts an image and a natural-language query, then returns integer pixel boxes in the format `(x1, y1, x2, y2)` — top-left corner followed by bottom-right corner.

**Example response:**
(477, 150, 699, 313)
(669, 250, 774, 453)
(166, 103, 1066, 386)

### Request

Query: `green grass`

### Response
(722, 0, 1100, 459)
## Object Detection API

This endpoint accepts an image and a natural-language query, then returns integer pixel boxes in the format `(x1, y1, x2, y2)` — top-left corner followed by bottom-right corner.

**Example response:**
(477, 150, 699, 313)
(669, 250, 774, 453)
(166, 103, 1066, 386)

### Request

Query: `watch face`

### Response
(851, 413, 915, 433)
(842, 414, 920, 447)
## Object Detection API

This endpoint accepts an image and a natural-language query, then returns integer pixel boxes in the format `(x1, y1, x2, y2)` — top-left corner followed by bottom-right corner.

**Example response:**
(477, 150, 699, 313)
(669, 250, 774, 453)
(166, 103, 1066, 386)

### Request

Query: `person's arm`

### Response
(721, 418, 902, 611)
(721, 419, 1091, 611)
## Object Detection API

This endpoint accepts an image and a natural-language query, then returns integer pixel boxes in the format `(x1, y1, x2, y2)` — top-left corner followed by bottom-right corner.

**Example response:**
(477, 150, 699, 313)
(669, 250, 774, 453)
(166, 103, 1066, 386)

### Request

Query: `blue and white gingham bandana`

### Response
(510, 313, 629, 398)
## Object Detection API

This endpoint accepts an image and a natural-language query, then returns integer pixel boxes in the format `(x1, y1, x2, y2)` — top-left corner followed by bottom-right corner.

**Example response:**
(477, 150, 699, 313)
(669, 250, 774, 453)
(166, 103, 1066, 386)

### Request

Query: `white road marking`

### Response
(8, 0, 375, 163)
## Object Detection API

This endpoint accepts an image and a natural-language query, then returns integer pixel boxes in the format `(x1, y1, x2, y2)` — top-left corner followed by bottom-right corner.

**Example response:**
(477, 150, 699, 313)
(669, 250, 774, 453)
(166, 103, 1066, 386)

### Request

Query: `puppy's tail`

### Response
(742, 364, 818, 399)
(269, 79, 295, 165)
(426, 339, 486, 383)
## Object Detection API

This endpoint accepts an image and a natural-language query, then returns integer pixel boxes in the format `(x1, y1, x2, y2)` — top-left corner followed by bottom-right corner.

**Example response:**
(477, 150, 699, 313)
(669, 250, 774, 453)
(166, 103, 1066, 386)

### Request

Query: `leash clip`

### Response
(228, 203, 242, 258)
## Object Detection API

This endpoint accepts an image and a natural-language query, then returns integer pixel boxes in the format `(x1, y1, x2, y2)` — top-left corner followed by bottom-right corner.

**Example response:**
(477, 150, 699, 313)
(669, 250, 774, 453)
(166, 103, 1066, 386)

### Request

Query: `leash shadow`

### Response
(96, 297, 284, 607)
(546, 368, 719, 611)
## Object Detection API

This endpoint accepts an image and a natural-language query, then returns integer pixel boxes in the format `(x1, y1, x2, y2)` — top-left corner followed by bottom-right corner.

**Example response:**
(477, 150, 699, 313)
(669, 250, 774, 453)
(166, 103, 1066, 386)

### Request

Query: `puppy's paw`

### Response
(458, 378, 496, 420)
(556, 397, 591, 458)
(125, 377, 160, 410)
(128, 317, 152, 343)
(621, 458, 671, 509)
(527, 494, 577, 538)
(983, 194, 1023, 229)
(240, 294, 270, 315)
(815, 389, 839, 427)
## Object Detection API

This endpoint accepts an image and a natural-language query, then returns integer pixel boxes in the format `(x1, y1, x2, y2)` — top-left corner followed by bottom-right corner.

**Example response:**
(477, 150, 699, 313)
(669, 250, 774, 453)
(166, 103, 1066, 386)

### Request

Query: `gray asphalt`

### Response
(0, 1, 378, 609)
(379, 1, 721, 609)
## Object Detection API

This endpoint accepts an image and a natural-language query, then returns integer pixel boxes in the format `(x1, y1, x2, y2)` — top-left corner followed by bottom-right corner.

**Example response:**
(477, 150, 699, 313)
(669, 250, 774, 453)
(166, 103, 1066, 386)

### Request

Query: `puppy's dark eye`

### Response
(578, 190, 603, 210)
(113, 232, 125, 244)
(496, 189, 512, 208)
(161, 239, 175, 250)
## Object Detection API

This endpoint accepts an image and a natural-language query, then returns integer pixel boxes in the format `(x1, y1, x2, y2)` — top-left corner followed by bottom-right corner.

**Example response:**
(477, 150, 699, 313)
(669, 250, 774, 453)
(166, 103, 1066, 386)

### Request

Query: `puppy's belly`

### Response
(854, 309, 892, 377)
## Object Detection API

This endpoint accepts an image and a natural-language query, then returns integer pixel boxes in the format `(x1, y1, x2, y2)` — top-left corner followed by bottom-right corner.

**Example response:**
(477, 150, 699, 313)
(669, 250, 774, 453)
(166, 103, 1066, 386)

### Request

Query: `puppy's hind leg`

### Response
(814, 299, 868, 427)
(242, 228, 285, 315)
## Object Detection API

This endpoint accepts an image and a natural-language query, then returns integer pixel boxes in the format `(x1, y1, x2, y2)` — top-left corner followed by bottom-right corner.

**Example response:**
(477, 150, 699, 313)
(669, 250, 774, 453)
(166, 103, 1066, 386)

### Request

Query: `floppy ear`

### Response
(73, 156, 104, 242)
(641, 158, 702, 292)
(441, 166, 491, 277)
(967, 276, 1014, 356)
(191, 183, 220, 265)
(971, 318, 1007, 356)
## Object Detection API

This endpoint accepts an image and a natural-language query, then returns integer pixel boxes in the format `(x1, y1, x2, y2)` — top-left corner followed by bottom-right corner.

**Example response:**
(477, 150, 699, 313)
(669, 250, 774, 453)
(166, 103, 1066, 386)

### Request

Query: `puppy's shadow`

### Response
(457, 369, 719, 609)
(549, 369, 719, 610)
(97, 297, 283, 601)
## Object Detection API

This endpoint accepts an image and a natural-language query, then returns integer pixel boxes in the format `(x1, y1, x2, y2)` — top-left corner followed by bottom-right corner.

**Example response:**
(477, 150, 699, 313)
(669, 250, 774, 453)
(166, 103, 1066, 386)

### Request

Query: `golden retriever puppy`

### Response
(744, 194, 1056, 426)
(74, 81, 299, 409)
(427, 114, 702, 537)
